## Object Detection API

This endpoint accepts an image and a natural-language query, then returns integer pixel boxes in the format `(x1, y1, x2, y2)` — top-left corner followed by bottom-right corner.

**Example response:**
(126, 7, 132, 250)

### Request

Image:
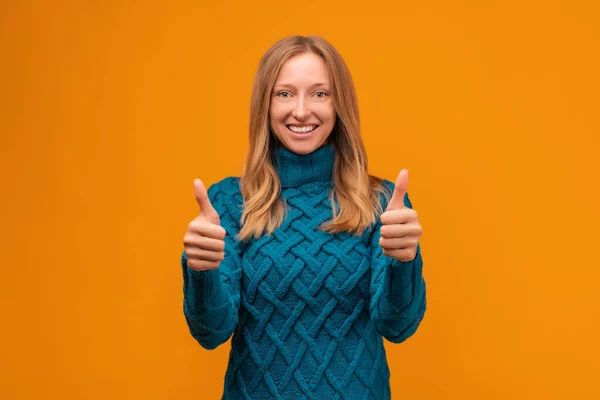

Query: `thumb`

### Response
(386, 169, 408, 211)
(193, 179, 220, 224)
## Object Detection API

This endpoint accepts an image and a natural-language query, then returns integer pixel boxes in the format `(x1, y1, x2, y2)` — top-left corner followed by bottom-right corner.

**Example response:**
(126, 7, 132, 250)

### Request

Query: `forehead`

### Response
(275, 52, 329, 84)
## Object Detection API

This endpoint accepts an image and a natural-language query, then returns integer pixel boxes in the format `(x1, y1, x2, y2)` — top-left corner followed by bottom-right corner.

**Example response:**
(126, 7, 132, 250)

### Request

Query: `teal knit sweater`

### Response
(181, 143, 426, 399)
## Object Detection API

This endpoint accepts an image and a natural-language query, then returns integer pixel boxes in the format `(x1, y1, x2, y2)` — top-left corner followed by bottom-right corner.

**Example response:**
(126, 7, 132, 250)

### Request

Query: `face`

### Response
(269, 52, 336, 155)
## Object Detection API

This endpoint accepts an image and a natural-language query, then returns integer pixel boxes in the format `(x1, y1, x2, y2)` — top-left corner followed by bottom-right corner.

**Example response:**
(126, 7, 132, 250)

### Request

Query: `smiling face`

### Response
(269, 52, 336, 155)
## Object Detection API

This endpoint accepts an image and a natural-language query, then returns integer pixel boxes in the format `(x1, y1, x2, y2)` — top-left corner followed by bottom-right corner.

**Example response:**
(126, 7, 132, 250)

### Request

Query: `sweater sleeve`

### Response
(369, 180, 427, 343)
(181, 177, 245, 350)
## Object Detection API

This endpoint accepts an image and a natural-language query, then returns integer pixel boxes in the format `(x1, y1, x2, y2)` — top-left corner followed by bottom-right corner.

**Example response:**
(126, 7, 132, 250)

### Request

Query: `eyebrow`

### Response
(274, 82, 330, 89)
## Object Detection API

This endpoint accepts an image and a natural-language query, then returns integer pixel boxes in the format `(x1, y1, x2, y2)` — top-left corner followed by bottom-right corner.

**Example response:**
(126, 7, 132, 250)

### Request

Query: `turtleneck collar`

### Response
(273, 142, 335, 188)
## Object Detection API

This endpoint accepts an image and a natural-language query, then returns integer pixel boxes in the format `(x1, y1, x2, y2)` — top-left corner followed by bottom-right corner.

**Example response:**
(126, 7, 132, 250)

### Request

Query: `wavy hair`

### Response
(237, 35, 392, 241)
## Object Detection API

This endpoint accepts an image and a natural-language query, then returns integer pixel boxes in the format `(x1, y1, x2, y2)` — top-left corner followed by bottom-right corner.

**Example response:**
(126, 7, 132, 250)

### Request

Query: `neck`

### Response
(273, 143, 335, 188)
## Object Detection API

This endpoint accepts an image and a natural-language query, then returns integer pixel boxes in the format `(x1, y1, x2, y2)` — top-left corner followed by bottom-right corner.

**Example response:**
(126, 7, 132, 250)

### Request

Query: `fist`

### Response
(183, 179, 227, 271)
(379, 169, 423, 262)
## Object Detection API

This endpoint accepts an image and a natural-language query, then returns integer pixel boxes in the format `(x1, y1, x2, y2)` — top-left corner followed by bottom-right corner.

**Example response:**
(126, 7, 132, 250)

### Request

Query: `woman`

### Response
(182, 35, 426, 399)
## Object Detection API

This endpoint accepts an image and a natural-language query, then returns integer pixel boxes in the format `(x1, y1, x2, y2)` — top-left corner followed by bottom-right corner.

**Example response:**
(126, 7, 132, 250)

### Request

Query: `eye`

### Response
(276, 91, 291, 98)
(315, 91, 328, 98)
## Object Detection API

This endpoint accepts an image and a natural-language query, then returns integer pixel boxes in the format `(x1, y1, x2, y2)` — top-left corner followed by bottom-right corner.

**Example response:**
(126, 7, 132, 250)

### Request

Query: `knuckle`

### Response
(197, 236, 208, 247)
(183, 233, 194, 246)
(207, 261, 219, 270)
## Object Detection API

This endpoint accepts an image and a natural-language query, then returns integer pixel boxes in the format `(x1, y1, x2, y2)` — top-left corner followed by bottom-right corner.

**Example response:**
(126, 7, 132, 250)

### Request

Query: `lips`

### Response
(285, 125, 319, 139)
(287, 124, 319, 134)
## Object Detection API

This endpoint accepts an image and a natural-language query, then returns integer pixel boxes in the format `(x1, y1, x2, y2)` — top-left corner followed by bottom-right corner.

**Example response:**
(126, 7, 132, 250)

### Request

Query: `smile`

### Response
(287, 124, 318, 133)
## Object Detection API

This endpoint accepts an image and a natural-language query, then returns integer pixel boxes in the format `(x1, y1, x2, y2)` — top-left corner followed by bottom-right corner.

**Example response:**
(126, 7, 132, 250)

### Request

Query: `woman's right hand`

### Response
(183, 179, 226, 271)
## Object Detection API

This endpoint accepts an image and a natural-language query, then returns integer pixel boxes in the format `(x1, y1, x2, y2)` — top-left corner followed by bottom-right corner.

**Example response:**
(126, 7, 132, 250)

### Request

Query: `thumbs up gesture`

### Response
(183, 179, 227, 271)
(379, 169, 423, 262)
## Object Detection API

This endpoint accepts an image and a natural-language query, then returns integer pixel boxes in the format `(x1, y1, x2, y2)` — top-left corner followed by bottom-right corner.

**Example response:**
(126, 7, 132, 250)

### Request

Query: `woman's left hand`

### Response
(379, 169, 423, 262)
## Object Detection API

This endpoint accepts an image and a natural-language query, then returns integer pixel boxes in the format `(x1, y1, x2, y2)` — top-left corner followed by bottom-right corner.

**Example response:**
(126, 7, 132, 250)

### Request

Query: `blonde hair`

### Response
(238, 35, 392, 242)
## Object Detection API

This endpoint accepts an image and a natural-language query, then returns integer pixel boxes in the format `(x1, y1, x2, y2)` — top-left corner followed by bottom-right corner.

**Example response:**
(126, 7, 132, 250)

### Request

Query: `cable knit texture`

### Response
(182, 143, 426, 399)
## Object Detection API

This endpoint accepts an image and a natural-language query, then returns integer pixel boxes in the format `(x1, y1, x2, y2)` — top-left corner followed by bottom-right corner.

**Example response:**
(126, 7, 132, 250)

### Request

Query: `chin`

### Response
(287, 140, 325, 155)
(273, 126, 332, 154)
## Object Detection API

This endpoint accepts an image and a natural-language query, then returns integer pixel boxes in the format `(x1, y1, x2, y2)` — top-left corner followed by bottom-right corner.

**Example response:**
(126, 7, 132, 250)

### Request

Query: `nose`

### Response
(292, 97, 310, 120)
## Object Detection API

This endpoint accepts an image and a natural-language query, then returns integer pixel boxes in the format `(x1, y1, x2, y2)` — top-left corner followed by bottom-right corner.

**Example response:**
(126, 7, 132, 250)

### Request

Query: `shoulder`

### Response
(380, 178, 394, 193)
(371, 176, 395, 206)
(374, 176, 413, 209)
(206, 176, 244, 217)
(207, 176, 242, 198)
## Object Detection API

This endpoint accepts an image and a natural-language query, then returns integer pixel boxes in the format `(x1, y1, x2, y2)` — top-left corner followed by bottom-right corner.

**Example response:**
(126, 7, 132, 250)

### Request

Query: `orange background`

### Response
(1, 0, 599, 399)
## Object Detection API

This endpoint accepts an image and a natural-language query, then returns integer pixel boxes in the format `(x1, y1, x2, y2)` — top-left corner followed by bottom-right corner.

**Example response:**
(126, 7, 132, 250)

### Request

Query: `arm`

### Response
(369, 181, 427, 343)
(181, 177, 245, 349)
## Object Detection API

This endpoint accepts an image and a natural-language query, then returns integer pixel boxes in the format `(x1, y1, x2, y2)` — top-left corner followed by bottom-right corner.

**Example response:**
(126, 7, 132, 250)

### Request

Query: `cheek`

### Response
(320, 104, 336, 124)
(269, 103, 286, 122)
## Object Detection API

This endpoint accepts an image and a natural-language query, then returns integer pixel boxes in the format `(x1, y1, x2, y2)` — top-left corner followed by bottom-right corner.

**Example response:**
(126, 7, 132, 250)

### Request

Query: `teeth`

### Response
(288, 125, 316, 133)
